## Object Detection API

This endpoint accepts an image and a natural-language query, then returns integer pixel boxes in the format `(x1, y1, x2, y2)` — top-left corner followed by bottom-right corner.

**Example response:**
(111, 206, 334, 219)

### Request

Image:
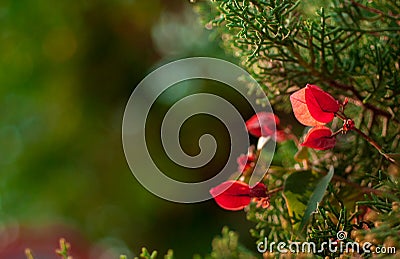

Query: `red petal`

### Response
(305, 84, 339, 123)
(209, 181, 251, 211)
(290, 84, 339, 126)
(237, 153, 255, 173)
(290, 87, 326, 126)
(301, 126, 336, 150)
(246, 112, 279, 137)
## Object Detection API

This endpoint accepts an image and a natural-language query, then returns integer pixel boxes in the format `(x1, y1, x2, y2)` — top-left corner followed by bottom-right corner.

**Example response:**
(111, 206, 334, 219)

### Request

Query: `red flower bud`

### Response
(343, 119, 355, 132)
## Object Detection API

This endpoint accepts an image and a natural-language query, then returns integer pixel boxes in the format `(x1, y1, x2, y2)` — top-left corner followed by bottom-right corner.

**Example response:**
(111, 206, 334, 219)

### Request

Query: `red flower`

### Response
(246, 112, 287, 142)
(290, 84, 339, 126)
(301, 126, 336, 150)
(246, 112, 279, 138)
(209, 181, 269, 211)
(237, 152, 256, 174)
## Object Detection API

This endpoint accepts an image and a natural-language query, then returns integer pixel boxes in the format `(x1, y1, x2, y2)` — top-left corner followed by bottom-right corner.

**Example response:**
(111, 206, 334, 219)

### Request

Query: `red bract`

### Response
(209, 181, 268, 211)
(237, 153, 256, 174)
(290, 84, 339, 126)
(301, 126, 336, 150)
(210, 181, 251, 211)
(246, 112, 279, 138)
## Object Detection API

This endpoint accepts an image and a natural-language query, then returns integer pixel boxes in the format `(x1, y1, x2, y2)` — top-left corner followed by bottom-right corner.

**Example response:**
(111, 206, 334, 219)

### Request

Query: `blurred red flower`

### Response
(237, 152, 256, 174)
(245, 112, 287, 142)
(246, 112, 279, 138)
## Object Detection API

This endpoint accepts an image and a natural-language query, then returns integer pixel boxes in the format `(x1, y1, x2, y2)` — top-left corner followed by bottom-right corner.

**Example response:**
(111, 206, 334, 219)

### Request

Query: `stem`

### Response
(267, 186, 284, 196)
(351, 127, 396, 164)
(350, 0, 400, 20)
(335, 111, 396, 164)
(331, 128, 343, 137)
(335, 111, 346, 121)
(329, 80, 399, 124)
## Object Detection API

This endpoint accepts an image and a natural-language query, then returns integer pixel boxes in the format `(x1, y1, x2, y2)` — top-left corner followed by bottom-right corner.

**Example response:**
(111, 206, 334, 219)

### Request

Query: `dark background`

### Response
(0, 0, 259, 258)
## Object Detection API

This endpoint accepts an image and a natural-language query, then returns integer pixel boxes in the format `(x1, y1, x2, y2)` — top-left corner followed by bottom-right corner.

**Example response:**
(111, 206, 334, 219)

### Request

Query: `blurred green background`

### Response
(0, 0, 258, 258)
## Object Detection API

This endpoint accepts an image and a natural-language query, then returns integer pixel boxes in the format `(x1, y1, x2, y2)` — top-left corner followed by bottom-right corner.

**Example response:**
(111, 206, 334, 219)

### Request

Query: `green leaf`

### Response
(283, 170, 318, 230)
(283, 167, 334, 233)
(299, 166, 334, 230)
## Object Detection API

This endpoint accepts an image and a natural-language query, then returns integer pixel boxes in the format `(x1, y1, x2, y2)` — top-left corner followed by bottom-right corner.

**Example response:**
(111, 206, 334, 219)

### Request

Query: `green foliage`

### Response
(195, 0, 400, 257)
(196, 0, 400, 117)
(283, 167, 334, 233)
(198, 227, 258, 259)
(300, 166, 334, 230)
(132, 247, 174, 259)
(246, 190, 291, 245)
(132, 228, 257, 259)
(25, 238, 72, 259)
(6, 0, 400, 257)
(196, 1, 400, 183)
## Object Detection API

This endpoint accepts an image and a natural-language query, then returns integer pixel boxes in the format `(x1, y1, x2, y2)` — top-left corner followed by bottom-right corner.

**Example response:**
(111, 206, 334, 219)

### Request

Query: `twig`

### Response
(267, 186, 284, 195)
(382, 116, 388, 137)
(335, 111, 396, 164)
(350, 0, 400, 20)
(329, 80, 399, 124)
(351, 127, 396, 164)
